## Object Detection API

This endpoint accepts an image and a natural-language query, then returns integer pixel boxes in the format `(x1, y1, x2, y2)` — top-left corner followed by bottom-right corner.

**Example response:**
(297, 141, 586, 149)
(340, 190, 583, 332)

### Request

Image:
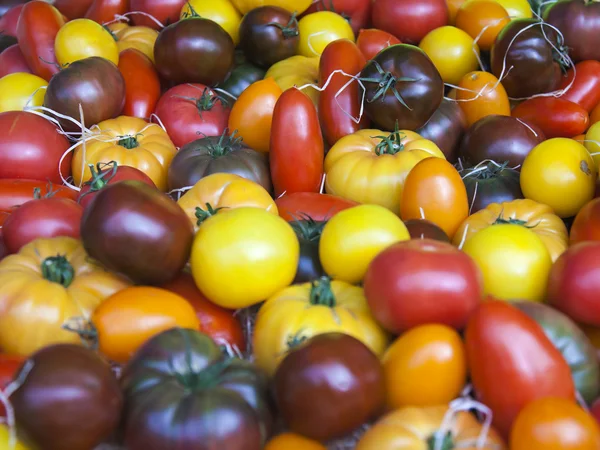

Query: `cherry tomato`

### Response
(455, 0, 510, 51)
(118, 48, 161, 120)
(356, 28, 401, 61)
(559, 60, 600, 113)
(512, 97, 590, 139)
(456, 70, 510, 126)
(297, 11, 355, 57)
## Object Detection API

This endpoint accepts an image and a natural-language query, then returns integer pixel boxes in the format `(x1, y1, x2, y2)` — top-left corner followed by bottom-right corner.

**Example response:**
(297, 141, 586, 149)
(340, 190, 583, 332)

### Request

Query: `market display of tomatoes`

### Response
(2, 0, 600, 448)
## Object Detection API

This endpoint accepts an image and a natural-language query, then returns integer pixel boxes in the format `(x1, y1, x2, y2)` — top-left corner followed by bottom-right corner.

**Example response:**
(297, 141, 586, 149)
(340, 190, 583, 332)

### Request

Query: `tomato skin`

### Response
(364, 239, 482, 334)
(592, 399, 600, 426)
(0, 5, 24, 37)
(118, 48, 160, 120)
(85, 0, 129, 25)
(129, 0, 187, 29)
(465, 300, 576, 438)
(297, 11, 355, 58)
(356, 28, 401, 61)
(570, 197, 600, 244)
(0, 354, 25, 417)
(0, 45, 33, 78)
(0, 179, 78, 213)
(559, 60, 600, 113)
(457, 71, 510, 126)
(319, 39, 369, 146)
(455, 0, 510, 51)
(512, 97, 590, 139)
(270, 88, 324, 197)
(53, 0, 95, 19)
(55, 18, 120, 67)
(304, 0, 372, 35)
(16, 1, 66, 81)
(265, 433, 327, 450)
(275, 192, 359, 221)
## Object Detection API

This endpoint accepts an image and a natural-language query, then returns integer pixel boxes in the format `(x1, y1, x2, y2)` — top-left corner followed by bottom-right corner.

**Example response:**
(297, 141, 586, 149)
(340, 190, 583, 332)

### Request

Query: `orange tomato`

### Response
(264, 433, 327, 450)
(382, 324, 467, 410)
(591, 102, 600, 125)
(457, 71, 510, 126)
(400, 158, 469, 239)
(510, 397, 600, 450)
(448, 0, 469, 24)
(228, 78, 282, 153)
(573, 134, 586, 144)
(92, 286, 200, 364)
(456, 0, 510, 51)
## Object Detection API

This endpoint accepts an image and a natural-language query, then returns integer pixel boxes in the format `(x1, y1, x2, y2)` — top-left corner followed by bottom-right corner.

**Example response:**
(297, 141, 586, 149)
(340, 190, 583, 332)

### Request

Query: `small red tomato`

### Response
(356, 28, 401, 61)
(512, 97, 590, 138)
(559, 60, 600, 113)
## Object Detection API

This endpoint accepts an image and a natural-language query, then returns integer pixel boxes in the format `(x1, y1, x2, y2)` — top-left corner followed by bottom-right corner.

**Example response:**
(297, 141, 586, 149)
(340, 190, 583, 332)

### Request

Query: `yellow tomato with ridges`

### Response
(0, 72, 48, 113)
(55, 18, 119, 66)
(297, 11, 354, 57)
(265, 55, 320, 107)
(181, 0, 242, 45)
(108, 23, 159, 62)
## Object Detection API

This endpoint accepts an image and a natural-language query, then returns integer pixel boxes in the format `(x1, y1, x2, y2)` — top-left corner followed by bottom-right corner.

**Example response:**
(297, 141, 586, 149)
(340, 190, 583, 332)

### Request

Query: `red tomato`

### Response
(154, 83, 231, 148)
(512, 97, 590, 138)
(559, 60, 600, 113)
(0, 44, 32, 78)
(16, 1, 66, 81)
(128, 0, 186, 29)
(160, 272, 246, 352)
(275, 192, 359, 221)
(0, 4, 24, 37)
(363, 239, 483, 334)
(303, 0, 372, 35)
(85, 0, 129, 25)
(356, 28, 401, 61)
(52, 0, 95, 19)
(77, 161, 157, 210)
(118, 48, 161, 120)
(0, 111, 71, 184)
(571, 198, 600, 244)
(319, 39, 370, 146)
(465, 300, 577, 438)
(371, 0, 449, 44)
(270, 88, 325, 197)
(547, 241, 600, 327)
(592, 398, 600, 427)
(0, 179, 78, 213)
(0, 354, 25, 418)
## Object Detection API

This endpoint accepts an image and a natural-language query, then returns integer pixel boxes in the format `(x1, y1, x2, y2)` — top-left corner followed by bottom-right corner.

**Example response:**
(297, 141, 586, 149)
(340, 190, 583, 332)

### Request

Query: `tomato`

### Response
(118, 48, 160, 121)
(297, 11, 355, 57)
(593, 399, 600, 426)
(511, 397, 600, 450)
(0, 45, 32, 78)
(512, 97, 590, 139)
(55, 18, 119, 68)
(265, 433, 326, 450)
(356, 28, 401, 61)
(16, 1, 65, 81)
(304, 0, 372, 35)
(456, 71, 511, 126)
(228, 78, 282, 153)
(181, 0, 241, 45)
(583, 121, 600, 169)
(231, 0, 313, 14)
(0, 4, 25, 37)
(0, 354, 25, 417)
(254, 277, 389, 376)
(372, 0, 449, 44)
(592, 101, 600, 124)
(265, 55, 320, 107)
(0, 72, 47, 113)
(0, 179, 77, 213)
(71, 116, 177, 191)
(521, 138, 596, 218)
(400, 158, 469, 239)
(108, 23, 159, 63)
(465, 300, 577, 438)
(456, 0, 510, 51)
(319, 204, 410, 284)
(419, 26, 480, 85)
(191, 207, 299, 309)
(160, 272, 245, 352)
(85, 0, 129, 24)
(270, 88, 324, 197)
(558, 60, 600, 112)
(571, 197, 600, 244)
(129, 0, 186, 29)
(318, 39, 369, 146)
(495, 0, 532, 18)
(382, 324, 467, 410)
(52, 0, 95, 19)
(177, 172, 277, 232)
(275, 192, 359, 221)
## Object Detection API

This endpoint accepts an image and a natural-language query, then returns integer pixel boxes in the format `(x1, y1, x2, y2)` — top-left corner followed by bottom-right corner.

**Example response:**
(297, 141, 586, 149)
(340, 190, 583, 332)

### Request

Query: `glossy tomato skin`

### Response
(289, 218, 327, 283)
(466, 300, 576, 438)
(118, 48, 161, 120)
(0, 354, 25, 417)
(356, 28, 401, 61)
(11, 344, 123, 450)
(129, 0, 186, 29)
(0, 45, 32, 78)
(512, 97, 590, 139)
(0, 179, 77, 213)
(275, 192, 359, 221)
(372, 0, 449, 44)
(270, 88, 324, 197)
(0, 111, 71, 183)
(559, 60, 600, 112)
(218, 60, 266, 99)
(85, 0, 128, 24)
(404, 218, 450, 242)
(363, 239, 483, 334)
(460, 162, 523, 213)
(571, 198, 600, 244)
(274, 333, 385, 442)
(80, 180, 194, 285)
(416, 97, 467, 161)
(154, 83, 231, 149)
(52, 0, 94, 19)
(305, 0, 372, 35)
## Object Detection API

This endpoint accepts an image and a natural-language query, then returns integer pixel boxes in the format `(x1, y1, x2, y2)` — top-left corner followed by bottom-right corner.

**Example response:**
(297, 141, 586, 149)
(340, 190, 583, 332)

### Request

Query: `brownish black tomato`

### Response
(80, 180, 194, 285)
(121, 327, 272, 450)
(217, 61, 266, 100)
(129, 0, 186, 29)
(416, 97, 467, 162)
(289, 217, 327, 283)
(404, 218, 450, 242)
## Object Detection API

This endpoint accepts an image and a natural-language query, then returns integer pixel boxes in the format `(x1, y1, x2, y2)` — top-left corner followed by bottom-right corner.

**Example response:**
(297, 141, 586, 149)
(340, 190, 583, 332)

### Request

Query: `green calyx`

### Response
(309, 276, 336, 307)
(172, 87, 229, 117)
(267, 12, 299, 39)
(118, 135, 140, 149)
(195, 203, 227, 225)
(85, 161, 119, 192)
(289, 214, 327, 241)
(207, 129, 243, 158)
(361, 60, 420, 109)
(177, 357, 236, 392)
(41, 255, 75, 288)
(373, 121, 406, 155)
(427, 432, 454, 450)
(462, 161, 509, 180)
(181, 2, 202, 19)
(493, 211, 535, 228)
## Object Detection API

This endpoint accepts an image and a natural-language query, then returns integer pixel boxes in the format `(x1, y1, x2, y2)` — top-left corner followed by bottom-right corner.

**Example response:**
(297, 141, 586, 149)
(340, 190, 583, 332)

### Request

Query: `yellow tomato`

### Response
(253, 277, 389, 376)
(383, 324, 467, 410)
(0, 72, 47, 113)
(265, 433, 327, 450)
(55, 18, 119, 66)
(319, 204, 410, 284)
(584, 121, 600, 169)
(265, 55, 320, 106)
(494, 0, 532, 18)
(419, 26, 480, 85)
(462, 224, 552, 302)
(230, 0, 312, 14)
(177, 173, 278, 232)
(107, 23, 159, 62)
(181, 0, 242, 45)
(297, 11, 355, 57)
(190, 207, 299, 309)
(0, 424, 30, 450)
(521, 138, 596, 218)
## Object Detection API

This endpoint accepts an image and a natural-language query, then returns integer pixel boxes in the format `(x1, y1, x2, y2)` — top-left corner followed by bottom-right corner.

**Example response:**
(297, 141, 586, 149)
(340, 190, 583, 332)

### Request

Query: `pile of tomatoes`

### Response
(2, 0, 600, 448)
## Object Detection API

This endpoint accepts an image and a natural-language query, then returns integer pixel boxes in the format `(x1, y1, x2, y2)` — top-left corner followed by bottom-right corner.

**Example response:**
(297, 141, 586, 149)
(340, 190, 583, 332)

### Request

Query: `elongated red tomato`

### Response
(356, 28, 401, 61)
(275, 192, 359, 221)
(270, 88, 324, 197)
(85, 0, 129, 25)
(16, 1, 66, 81)
(559, 60, 600, 113)
(118, 48, 161, 120)
(319, 39, 370, 146)
(466, 300, 576, 439)
(512, 97, 590, 138)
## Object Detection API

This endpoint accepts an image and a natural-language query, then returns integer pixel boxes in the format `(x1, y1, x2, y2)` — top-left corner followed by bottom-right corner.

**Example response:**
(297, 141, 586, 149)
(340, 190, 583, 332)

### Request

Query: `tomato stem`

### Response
(493, 212, 535, 228)
(41, 255, 75, 288)
(461, 161, 509, 180)
(289, 214, 327, 241)
(62, 317, 98, 350)
(361, 60, 420, 109)
(309, 276, 336, 307)
(266, 12, 299, 39)
(195, 203, 227, 225)
(86, 161, 119, 193)
(427, 431, 454, 450)
(373, 121, 406, 155)
(118, 135, 140, 149)
(182, 357, 237, 391)
(206, 129, 243, 157)
(181, 2, 201, 19)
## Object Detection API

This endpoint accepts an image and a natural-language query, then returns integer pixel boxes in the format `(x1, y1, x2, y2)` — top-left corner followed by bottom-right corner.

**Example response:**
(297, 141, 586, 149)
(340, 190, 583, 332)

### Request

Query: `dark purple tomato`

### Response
(459, 162, 523, 213)
(404, 218, 450, 242)
(289, 217, 327, 283)
(80, 180, 194, 285)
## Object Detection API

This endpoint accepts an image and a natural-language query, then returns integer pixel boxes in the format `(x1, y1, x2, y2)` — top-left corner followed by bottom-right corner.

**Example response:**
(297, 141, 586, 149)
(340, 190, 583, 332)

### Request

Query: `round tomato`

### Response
(55, 18, 119, 66)
(521, 138, 596, 218)
(190, 207, 299, 309)
(462, 224, 552, 302)
(0, 179, 77, 213)
(356, 28, 401, 61)
(455, 0, 510, 51)
(264, 55, 320, 107)
(319, 204, 410, 284)
(583, 121, 600, 169)
(297, 11, 354, 57)
(108, 23, 159, 63)
(511, 397, 600, 450)
(456, 70, 511, 126)
(0, 72, 47, 113)
(0, 45, 32, 79)
(181, 0, 241, 45)
(495, 0, 532, 19)
(92, 286, 200, 364)
(419, 26, 480, 85)
(265, 433, 326, 450)
(129, 0, 187, 29)
(382, 324, 467, 410)
(118, 48, 161, 121)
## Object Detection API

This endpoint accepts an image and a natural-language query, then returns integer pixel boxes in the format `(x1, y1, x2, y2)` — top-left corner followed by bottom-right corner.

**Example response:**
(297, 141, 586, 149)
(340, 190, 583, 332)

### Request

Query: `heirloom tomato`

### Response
(108, 23, 159, 62)
(191, 207, 299, 309)
(275, 192, 358, 222)
(0, 72, 47, 113)
(0, 179, 77, 213)
(219, 59, 266, 99)
(85, 0, 129, 24)
(319, 204, 410, 284)
(512, 97, 590, 139)
(324, 128, 445, 213)
(356, 28, 401, 61)
(181, 0, 242, 45)
(230, 0, 312, 14)
(118, 48, 161, 120)
(404, 219, 451, 242)
(265, 434, 326, 450)
(455, 0, 510, 51)
(571, 197, 600, 243)
(456, 71, 510, 126)
(583, 121, 600, 169)
(0, 4, 24, 36)
(265, 55, 320, 106)
(55, 18, 119, 66)
(290, 216, 327, 283)
(52, 0, 94, 19)
(558, 60, 600, 112)
(416, 98, 467, 160)
(0, 237, 130, 356)
(304, 0, 372, 35)
(297, 11, 354, 57)
(129, 0, 187, 29)
(0, 45, 32, 78)
(0, 353, 26, 417)
(254, 277, 389, 376)
(459, 162, 523, 213)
